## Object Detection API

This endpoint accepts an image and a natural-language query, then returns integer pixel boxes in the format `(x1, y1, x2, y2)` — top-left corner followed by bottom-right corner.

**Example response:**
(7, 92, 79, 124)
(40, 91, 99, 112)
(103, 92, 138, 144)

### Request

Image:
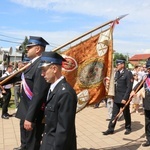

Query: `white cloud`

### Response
(4, 0, 150, 56)
(0, 28, 80, 50)
(10, 0, 150, 18)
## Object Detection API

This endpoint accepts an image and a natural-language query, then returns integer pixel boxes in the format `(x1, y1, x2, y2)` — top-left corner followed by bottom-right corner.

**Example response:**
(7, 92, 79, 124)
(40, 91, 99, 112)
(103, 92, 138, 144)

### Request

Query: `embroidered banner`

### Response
(61, 23, 116, 112)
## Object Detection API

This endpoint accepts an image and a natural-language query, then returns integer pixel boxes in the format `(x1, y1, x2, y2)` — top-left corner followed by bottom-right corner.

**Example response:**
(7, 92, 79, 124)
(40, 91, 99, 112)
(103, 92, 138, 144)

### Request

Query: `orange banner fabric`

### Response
(62, 26, 113, 112)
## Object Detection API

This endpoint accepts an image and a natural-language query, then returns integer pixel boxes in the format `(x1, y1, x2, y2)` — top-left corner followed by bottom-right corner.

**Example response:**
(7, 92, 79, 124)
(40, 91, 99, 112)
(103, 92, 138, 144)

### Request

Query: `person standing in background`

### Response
(13, 61, 24, 111)
(0, 61, 5, 76)
(1, 65, 13, 119)
(103, 59, 133, 135)
(130, 58, 150, 147)
(106, 96, 113, 121)
(130, 73, 142, 113)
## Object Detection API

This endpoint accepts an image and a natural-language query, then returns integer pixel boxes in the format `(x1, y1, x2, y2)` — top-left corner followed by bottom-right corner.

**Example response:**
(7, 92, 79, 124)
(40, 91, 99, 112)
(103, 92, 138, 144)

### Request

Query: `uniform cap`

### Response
(26, 36, 49, 47)
(116, 59, 126, 65)
(39, 51, 66, 68)
(146, 58, 150, 68)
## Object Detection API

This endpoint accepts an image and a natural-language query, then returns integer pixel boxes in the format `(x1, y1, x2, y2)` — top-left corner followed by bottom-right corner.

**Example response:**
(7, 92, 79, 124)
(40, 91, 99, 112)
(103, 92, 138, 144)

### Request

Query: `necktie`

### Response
(46, 88, 51, 101)
(118, 71, 120, 77)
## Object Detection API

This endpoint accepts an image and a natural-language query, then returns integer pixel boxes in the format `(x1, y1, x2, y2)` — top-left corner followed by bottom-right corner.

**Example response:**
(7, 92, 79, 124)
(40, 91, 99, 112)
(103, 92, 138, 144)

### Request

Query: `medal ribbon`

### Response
(21, 73, 33, 100)
(145, 77, 150, 91)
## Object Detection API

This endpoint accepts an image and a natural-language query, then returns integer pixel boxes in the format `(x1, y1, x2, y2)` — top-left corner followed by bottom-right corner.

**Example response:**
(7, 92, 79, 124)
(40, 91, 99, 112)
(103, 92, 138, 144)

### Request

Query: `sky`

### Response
(0, 0, 150, 57)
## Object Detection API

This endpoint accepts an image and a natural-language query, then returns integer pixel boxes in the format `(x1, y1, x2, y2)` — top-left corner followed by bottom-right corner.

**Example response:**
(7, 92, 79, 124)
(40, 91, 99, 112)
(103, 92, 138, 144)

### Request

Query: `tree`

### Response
(20, 36, 28, 52)
(113, 52, 129, 67)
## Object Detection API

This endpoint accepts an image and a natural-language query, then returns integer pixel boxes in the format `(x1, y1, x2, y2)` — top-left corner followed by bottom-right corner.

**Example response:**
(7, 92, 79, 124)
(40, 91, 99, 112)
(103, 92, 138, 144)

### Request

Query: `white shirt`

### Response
(50, 76, 64, 92)
(46, 76, 64, 100)
(2, 71, 13, 89)
(31, 56, 40, 63)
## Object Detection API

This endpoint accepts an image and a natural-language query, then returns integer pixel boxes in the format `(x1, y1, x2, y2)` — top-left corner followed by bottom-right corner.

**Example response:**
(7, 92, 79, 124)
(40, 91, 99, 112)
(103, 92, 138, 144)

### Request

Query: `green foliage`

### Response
(20, 36, 28, 53)
(113, 52, 129, 67)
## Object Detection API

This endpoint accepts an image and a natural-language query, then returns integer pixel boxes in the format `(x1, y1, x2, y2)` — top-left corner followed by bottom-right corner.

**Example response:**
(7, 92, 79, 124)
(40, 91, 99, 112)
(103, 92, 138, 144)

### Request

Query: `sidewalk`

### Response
(0, 103, 149, 150)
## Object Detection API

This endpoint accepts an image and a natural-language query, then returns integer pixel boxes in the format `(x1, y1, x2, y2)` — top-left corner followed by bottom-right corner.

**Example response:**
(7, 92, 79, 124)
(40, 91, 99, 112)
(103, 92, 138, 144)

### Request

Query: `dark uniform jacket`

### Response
(40, 78, 77, 150)
(17, 57, 50, 122)
(143, 76, 150, 110)
(114, 69, 133, 103)
(5, 57, 50, 122)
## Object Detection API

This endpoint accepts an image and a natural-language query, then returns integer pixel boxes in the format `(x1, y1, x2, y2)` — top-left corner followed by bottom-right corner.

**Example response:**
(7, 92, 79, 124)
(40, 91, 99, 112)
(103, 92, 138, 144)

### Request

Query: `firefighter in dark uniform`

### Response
(131, 58, 150, 147)
(39, 52, 77, 150)
(12, 36, 50, 150)
(103, 59, 133, 135)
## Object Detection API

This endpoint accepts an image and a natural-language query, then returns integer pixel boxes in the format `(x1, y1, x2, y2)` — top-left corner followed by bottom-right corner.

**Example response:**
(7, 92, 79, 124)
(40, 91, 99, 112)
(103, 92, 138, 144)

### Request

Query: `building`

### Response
(128, 54, 150, 68)
(0, 47, 22, 63)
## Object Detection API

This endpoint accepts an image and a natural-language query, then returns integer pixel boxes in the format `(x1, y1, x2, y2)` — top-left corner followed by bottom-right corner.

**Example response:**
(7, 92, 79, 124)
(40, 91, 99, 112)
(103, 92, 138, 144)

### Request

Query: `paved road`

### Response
(0, 102, 149, 150)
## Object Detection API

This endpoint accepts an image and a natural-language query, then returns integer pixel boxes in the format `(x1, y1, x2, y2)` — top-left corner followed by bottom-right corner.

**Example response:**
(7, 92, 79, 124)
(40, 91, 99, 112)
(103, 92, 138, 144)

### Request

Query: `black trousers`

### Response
(108, 102, 131, 131)
(144, 110, 150, 142)
(20, 114, 44, 150)
(14, 85, 21, 108)
(2, 89, 11, 115)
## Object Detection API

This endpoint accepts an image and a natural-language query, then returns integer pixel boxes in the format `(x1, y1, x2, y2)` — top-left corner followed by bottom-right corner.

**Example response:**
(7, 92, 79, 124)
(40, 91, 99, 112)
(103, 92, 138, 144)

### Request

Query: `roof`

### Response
(128, 61, 140, 66)
(129, 54, 150, 61)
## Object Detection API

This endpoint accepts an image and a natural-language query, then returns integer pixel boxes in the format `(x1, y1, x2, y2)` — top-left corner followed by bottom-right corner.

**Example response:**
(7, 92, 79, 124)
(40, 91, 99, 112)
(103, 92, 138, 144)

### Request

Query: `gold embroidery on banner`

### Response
(77, 58, 105, 88)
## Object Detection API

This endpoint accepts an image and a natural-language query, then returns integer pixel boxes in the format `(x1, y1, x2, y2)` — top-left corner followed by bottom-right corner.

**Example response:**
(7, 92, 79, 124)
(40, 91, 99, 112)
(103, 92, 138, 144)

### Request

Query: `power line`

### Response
(0, 33, 24, 41)
(0, 39, 22, 44)
(0, 33, 61, 48)
(0, 38, 61, 48)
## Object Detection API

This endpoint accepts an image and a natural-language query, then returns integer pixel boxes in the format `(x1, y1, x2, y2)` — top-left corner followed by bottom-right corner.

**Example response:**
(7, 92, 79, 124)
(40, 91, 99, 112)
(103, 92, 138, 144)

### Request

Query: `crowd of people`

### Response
(0, 58, 30, 118)
(0, 36, 77, 150)
(95, 59, 150, 147)
(0, 35, 150, 149)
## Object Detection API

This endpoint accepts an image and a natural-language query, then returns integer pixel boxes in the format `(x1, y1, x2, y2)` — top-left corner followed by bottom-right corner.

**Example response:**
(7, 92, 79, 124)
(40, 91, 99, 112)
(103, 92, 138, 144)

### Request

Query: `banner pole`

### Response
(52, 14, 128, 52)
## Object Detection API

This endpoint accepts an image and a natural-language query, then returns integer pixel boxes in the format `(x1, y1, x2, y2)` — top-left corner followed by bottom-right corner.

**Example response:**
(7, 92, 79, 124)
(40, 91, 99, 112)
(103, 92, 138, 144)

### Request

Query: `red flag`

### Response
(59, 18, 124, 112)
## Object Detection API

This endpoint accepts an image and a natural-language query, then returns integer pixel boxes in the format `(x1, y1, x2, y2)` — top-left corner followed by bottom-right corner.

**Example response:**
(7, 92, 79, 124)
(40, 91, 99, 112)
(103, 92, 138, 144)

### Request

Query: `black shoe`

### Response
(142, 141, 150, 147)
(13, 146, 23, 150)
(106, 119, 111, 121)
(124, 129, 131, 135)
(102, 130, 114, 135)
(6, 112, 13, 117)
(93, 106, 99, 109)
(1, 114, 9, 119)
